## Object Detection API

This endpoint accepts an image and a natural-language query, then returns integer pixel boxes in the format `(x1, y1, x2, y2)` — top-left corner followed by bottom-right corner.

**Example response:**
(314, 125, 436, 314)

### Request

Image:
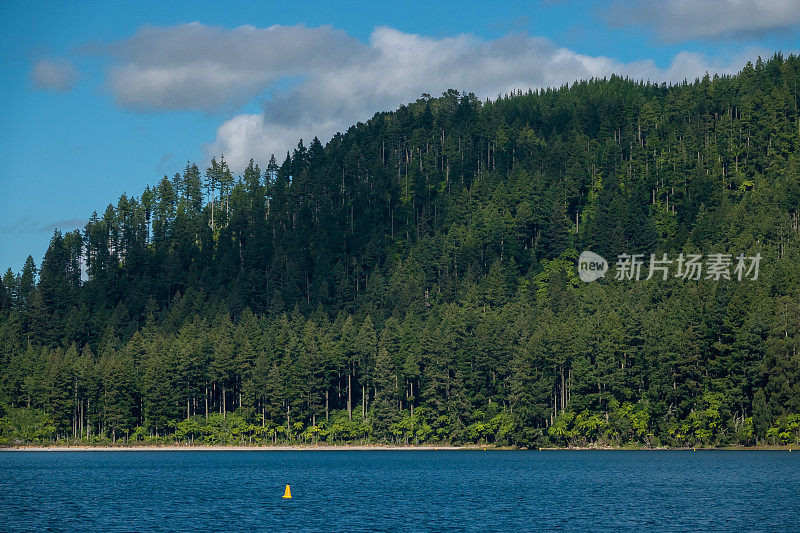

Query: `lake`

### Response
(1, 450, 799, 531)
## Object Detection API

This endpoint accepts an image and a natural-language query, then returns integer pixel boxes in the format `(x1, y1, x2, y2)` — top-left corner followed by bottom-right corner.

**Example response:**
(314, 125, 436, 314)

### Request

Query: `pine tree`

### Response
(371, 346, 397, 440)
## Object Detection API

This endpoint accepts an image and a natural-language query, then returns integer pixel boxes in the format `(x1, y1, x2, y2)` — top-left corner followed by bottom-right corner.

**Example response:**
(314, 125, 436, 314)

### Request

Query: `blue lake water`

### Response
(1, 450, 799, 531)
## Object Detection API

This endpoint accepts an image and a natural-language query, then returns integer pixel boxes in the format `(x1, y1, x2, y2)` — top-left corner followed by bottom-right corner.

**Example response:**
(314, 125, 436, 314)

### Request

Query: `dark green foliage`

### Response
(1, 55, 800, 446)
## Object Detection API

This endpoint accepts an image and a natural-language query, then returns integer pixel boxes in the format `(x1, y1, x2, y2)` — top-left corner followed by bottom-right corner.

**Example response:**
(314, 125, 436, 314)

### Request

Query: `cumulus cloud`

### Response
(606, 0, 800, 42)
(102, 23, 774, 169)
(107, 23, 366, 111)
(31, 58, 78, 92)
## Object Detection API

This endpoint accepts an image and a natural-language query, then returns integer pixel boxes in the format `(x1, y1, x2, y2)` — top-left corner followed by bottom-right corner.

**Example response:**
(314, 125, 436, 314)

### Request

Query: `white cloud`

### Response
(107, 23, 366, 111)
(101, 23, 781, 170)
(31, 58, 78, 92)
(607, 0, 800, 42)
(205, 113, 343, 168)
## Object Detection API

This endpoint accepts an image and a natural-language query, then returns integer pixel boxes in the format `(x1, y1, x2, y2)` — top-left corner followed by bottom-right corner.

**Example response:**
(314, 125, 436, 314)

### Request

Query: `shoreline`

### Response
(0, 444, 794, 452)
(1, 444, 469, 452)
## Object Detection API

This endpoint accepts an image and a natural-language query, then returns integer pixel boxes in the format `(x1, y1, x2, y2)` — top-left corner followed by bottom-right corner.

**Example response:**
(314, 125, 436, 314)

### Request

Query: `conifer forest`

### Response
(1, 54, 799, 448)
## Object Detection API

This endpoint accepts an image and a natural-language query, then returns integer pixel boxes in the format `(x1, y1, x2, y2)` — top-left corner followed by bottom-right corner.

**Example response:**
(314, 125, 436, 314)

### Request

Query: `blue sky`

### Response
(1, 0, 799, 273)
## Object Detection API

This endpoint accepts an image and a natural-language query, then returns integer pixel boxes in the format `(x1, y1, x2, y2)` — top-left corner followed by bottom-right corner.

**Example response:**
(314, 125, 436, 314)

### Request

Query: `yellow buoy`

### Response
(283, 485, 292, 499)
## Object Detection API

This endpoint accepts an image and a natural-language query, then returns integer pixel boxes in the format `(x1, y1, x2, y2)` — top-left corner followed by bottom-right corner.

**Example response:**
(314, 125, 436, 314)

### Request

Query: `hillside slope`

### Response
(1, 54, 799, 447)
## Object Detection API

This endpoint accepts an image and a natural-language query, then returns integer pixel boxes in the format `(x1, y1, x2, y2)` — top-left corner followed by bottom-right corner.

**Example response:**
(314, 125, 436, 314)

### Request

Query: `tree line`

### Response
(1, 53, 799, 447)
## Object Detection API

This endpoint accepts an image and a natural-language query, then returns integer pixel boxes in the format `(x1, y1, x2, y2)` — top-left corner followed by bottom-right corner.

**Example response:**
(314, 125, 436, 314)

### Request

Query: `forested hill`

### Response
(1, 54, 799, 447)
